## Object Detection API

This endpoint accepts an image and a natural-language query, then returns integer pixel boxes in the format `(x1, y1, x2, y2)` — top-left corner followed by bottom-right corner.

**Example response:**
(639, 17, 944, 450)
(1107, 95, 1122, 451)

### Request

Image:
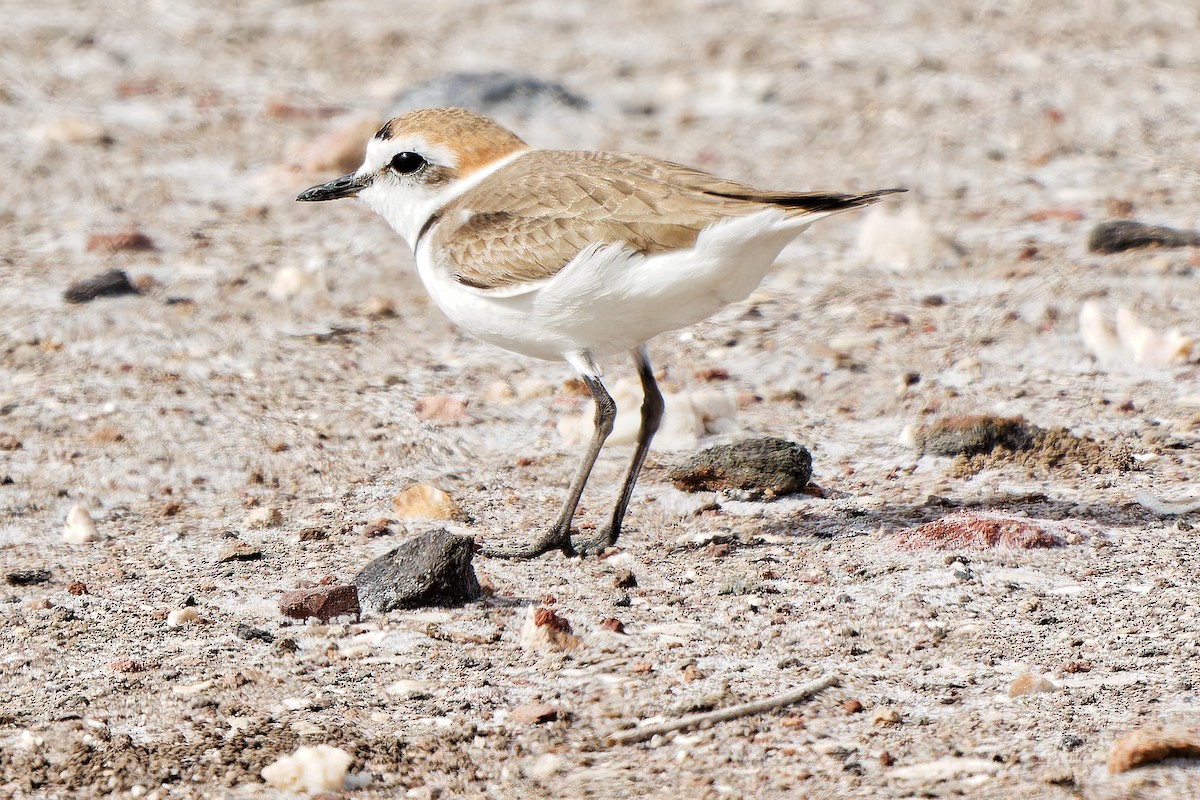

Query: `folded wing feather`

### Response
(428, 150, 901, 290)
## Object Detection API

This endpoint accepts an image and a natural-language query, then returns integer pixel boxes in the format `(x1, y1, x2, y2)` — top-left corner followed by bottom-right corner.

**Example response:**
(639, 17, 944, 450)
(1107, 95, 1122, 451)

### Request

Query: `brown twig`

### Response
(605, 673, 840, 746)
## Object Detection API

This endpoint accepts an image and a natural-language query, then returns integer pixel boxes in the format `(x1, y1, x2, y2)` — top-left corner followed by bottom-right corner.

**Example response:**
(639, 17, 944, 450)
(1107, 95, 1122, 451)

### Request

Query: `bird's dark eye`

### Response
(388, 151, 427, 175)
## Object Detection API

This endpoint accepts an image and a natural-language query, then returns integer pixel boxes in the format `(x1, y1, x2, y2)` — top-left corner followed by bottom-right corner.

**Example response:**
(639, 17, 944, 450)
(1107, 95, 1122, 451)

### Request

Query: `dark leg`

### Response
(480, 373, 615, 559)
(575, 346, 664, 556)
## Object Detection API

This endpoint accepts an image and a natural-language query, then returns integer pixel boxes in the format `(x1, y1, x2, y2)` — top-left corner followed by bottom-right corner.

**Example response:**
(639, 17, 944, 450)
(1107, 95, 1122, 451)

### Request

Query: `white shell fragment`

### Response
(261, 744, 353, 793)
(1080, 301, 1194, 368)
(62, 505, 101, 544)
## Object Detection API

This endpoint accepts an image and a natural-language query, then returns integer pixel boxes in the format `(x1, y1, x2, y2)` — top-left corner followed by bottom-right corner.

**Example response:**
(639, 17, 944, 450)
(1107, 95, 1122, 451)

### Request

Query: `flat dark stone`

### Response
(63, 269, 140, 304)
(279, 584, 360, 623)
(6, 569, 51, 586)
(218, 542, 263, 562)
(669, 437, 813, 499)
(235, 623, 274, 643)
(390, 72, 588, 118)
(1088, 220, 1200, 254)
(354, 529, 481, 612)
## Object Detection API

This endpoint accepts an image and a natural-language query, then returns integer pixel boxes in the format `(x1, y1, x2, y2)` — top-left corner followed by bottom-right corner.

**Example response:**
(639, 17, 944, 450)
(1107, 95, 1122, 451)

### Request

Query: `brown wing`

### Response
(429, 151, 900, 290)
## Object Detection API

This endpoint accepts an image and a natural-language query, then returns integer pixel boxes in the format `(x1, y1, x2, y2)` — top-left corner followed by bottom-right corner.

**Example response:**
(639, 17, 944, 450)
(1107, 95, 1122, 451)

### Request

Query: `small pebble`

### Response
(359, 295, 396, 319)
(391, 485, 460, 521)
(244, 507, 283, 529)
(218, 541, 263, 562)
(1059, 734, 1084, 752)
(385, 679, 430, 699)
(611, 568, 637, 589)
(414, 395, 469, 424)
(508, 702, 559, 725)
(85, 229, 155, 253)
(297, 526, 328, 542)
(361, 518, 395, 538)
(1008, 672, 1057, 697)
(63, 269, 140, 304)
(34, 118, 110, 144)
(871, 708, 902, 726)
(273, 637, 300, 655)
(236, 623, 274, 643)
(166, 608, 199, 628)
(519, 606, 583, 652)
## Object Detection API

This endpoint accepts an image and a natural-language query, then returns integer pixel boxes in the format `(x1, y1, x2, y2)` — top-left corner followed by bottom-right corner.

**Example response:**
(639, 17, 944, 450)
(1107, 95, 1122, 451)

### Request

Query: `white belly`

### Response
(412, 208, 816, 369)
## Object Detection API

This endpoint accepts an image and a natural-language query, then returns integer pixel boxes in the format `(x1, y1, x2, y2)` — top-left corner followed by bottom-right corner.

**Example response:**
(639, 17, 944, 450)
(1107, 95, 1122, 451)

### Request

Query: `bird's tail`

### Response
(708, 187, 907, 215)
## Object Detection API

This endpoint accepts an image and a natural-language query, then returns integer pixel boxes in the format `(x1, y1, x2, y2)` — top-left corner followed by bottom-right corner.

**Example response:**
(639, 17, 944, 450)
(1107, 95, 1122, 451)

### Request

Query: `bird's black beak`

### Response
(296, 173, 369, 202)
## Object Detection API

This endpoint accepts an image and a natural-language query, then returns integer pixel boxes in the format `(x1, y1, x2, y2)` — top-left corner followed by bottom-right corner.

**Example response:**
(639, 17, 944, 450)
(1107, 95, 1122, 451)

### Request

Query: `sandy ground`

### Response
(2, 1, 1199, 798)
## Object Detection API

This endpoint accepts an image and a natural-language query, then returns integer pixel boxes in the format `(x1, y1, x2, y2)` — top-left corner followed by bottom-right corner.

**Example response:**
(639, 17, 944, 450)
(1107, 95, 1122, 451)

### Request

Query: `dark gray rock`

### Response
(354, 529, 481, 612)
(6, 569, 50, 586)
(1059, 733, 1085, 752)
(63, 269, 139, 304)
(1088, 220, 1200, 254)
(235, 623, 274, 643)
(670, 437, 812, 499)
(390, 71, 588, 118)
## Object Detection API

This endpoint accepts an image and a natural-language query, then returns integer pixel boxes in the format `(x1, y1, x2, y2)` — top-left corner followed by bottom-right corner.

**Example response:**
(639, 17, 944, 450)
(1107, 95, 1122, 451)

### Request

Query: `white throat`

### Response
(357, 149, 529, 249)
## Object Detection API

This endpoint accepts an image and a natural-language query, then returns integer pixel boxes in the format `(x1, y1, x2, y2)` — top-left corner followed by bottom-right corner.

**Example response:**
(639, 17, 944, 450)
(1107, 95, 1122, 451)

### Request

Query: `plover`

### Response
(298, 107, 902, 558)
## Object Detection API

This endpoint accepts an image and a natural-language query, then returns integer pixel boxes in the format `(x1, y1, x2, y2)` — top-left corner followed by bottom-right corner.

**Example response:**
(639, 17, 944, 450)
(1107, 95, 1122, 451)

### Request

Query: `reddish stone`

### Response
(86, 229, 155, 253)
(533, 607, 572, 634)
(895, 512, 1066, 550)
(279, 585, 360, 622)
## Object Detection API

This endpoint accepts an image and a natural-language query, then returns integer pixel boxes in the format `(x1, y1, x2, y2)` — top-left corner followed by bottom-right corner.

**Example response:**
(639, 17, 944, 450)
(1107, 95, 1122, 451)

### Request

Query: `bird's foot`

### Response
(477, 523, 621, 560)
(478, 524, 576, 560)
(570, 524, 619, 558)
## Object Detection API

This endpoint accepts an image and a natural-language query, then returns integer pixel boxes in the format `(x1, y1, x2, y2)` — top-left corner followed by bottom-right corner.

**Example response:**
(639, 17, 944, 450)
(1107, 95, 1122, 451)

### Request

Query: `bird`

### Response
(298, 107, 903, 558)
